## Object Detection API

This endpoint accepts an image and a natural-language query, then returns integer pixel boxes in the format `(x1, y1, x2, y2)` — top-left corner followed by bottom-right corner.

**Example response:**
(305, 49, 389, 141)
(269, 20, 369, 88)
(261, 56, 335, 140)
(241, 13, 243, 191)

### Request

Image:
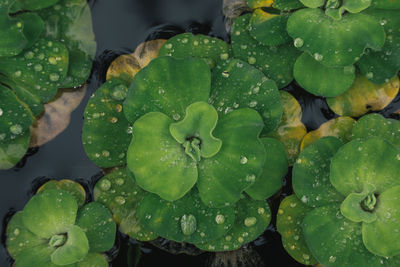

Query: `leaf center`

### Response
(361, 193, 377, 212)
(49, 233, 67, 247)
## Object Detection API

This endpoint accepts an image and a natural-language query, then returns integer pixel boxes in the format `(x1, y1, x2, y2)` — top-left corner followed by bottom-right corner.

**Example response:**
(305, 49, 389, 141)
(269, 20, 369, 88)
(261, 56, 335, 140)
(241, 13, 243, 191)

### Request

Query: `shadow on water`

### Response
(1, 0, 399, 266)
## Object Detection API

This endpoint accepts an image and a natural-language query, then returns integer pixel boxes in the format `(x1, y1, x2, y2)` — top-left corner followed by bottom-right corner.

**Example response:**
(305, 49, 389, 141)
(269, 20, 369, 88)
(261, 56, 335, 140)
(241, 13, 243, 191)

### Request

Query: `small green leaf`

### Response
(76, 202, 116, 253)
(137, 190, 235, 243)
(123, 56, 210, 123)
(327, 75, 399, 117)
(287, 8, 386, 67)
(245, 138, 288, 200)
(210, 58, 282, 133)
(15, 244, 57, 267)
(231, 14, 300, 88)
(22, 189, 78, 238)
(249, 9, 290, 46)
(363, 186, 400, 257)
(37, 179, 86, 207)
(352, 113, 400, 150)
(195, 196, 271, 251)
(50, 225, 89, 265)
(15, 12, 44, 49)
(0, 130, 30, 170)
(273, 0, 304, 11)
(340, 184, 377, 223)
(94, 168, 157, 241)
(294, 52, 356, 97)
(371, 0, 400, 9)
(197, 108, 266, 207)
(82, 78, 132, 168)
(340, 0, 372, 13)
(246, 0, 274, 9)
(170, 102, 222, 159)
(293, 137, 345, 208)
(276, 195, 317, 266)
(158, 33, 232, 68)
(76, 253, 108, 267)
(17, 0, 60, 10)
(127, 112, 198, 201)
(299, 0, 324, 8)
(330, 137, 400, 196)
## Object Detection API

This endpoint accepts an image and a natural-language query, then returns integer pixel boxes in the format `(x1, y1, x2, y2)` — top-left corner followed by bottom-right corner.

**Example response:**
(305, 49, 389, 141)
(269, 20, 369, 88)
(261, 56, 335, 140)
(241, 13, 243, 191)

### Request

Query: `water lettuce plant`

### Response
(83, 34, 289, 251)
(6, 180, 116, 266)
(0, 0, 95, 169)
(230, 0, 400, 97)
(277, 113, 400, 266)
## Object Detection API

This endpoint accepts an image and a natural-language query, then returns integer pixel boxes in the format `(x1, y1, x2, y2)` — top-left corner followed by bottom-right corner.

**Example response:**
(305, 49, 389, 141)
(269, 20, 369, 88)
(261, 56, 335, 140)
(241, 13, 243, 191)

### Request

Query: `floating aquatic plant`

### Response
(83, 34, 289, 251)
(0, 0, 95, 169)
(6, 180, 116, 266)
(278, 113, 400, 266)
(228, 0, 400, 97)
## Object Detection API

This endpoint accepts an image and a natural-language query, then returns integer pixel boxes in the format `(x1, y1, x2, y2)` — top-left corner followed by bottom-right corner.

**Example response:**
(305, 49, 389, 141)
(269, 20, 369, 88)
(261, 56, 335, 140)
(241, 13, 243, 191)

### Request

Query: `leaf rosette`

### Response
(6, 180, 116, 267)
(278, 113, 400, 267)
(85, 34, 288, 251)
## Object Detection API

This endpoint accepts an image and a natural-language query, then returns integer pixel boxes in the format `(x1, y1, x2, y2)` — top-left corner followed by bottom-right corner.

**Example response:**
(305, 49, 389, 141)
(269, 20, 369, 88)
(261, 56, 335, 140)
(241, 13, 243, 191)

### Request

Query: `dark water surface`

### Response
(1, 0, 400, 266)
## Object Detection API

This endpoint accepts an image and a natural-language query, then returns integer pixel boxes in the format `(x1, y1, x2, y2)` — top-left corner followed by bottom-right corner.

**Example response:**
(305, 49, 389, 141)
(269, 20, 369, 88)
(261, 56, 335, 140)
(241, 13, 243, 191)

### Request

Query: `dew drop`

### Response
(222, 71, 230, 78)
(244, 217, 257, 227)
(215, 214, 225, 224)
(49, 73, 60, 81)
(329, 256, 336, 263)
(34, 64, 43, 72)
(0, 108, 3, 116)
(112, 84, 128, 101)
(181, 214, 197, 236)
(240, 156, 248, 164)
(249, 100, 258, 108)
(100, 179, 111, 191)
(48, 57, 57, 65)
(314, 53, 323, 61)
(294, 38, 304, 48)
(366, 72, 374, 79)
(109, 117, 118, 124)
(116, 178, 125, 185)
(220, 53, 229, 60)
(245, 174, 256, 183)
(165, 43, 173, 49)
(14, 71, 22, 77)
(225, 235, 232, 241)
(10, 124, 22, 135)
(173, 114, 181, 121)
(13, 229, 20, 236)
(258, 207, 265, 214)
(25, 51, 34, 59)
(248, 57, 256, 64)
(102, 150, 110, 157)
(114, 196, 126, 205)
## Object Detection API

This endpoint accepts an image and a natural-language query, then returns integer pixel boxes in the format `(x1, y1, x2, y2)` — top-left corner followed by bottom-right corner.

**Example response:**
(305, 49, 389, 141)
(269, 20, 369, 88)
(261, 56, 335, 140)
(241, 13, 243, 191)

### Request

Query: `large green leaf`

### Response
(371, 0, 400, 9)
(231, 14, 300, 88)
(245, 138, 288, 200)
(15, 244, 57, 267)
(302, 204, 394, 267)
(37, 179, 86, 207)
(293, 137, 345, 208)
(294, 52, 355, 97)
(195, 196, 271, 251)
(94, 168, 157, 241)
(137, 190, 235, 244)
(123, 56, 211, 123)
(287, 8, 386, 67)
(330, 137, 400, 196)
(39, 0, 96, 87)
(276, 195, 317, 266)
(82, 78, 132, 168)
(158, 33, 232, 68)
(197, 108, 266, 207)
(76, 202, 116, 253)
(22, 189, 78, 238)
(127, 112, 198, 201)
(0, 86, 34, 142)
(0, 0, 27, 57)
(76, 253, 108, 267)
(357, 9, 400, 84)
(210, 58, 282, 133)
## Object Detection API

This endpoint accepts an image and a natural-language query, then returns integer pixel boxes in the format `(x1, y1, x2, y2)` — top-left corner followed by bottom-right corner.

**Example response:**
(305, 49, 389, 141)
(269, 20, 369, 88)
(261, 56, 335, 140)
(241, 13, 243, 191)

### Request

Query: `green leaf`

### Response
(246, 0, 274, 9)
(6, 212, 46, 259)
(340, 0, 372, 13)
(293, 137, 345, 208)
(17, 0, 60, 10)
(231, 14, 301, 88)
(363, 186, 400, 257)
(0, 129, 30, 170)
(195, 196, 271, 251)
(50, 225, 89, 265)
(170, 102, 222, 160)
(39, 0, 97, 87)
(302, 204, 390, 267)
(137, 190, 235, 243)
(287, 8, 386, 67)
(294, 52, 356, 97)
(352, 113, 400, 150)
(330, 137, 400, 196)
(76, 202, 116, 253)
(22, 189, 78, 238)
(123, 56, 210, 123)
(37, 180, 86, 207)
(127, 112, 198, 201)
(300, 117, 356, 151)
(0, 86, 34, 142)
(0, 39, 69, 104)
(357, 9, 400, 84)
(82, 78, 132, 168)
(16, 12, 44, 49)
(264, 91, 307, 166)
(276, 195, 317, 266)
(0, 0, 27, 57)
(272, 0, 304, 11)
(210, 58, 282, 133)
(197, 108, 266, 207)
(15, 244, 57, 267)
(326, 75, 399, 117)
(299, 0, 324, 8)
(245, 138, 288, 200)
(76, 253, 108, 267)
(249, 9, 290, 46)
(158, 33, 232, 68)
(94, 168, 157, 241)
(371, 0, 400, 9)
